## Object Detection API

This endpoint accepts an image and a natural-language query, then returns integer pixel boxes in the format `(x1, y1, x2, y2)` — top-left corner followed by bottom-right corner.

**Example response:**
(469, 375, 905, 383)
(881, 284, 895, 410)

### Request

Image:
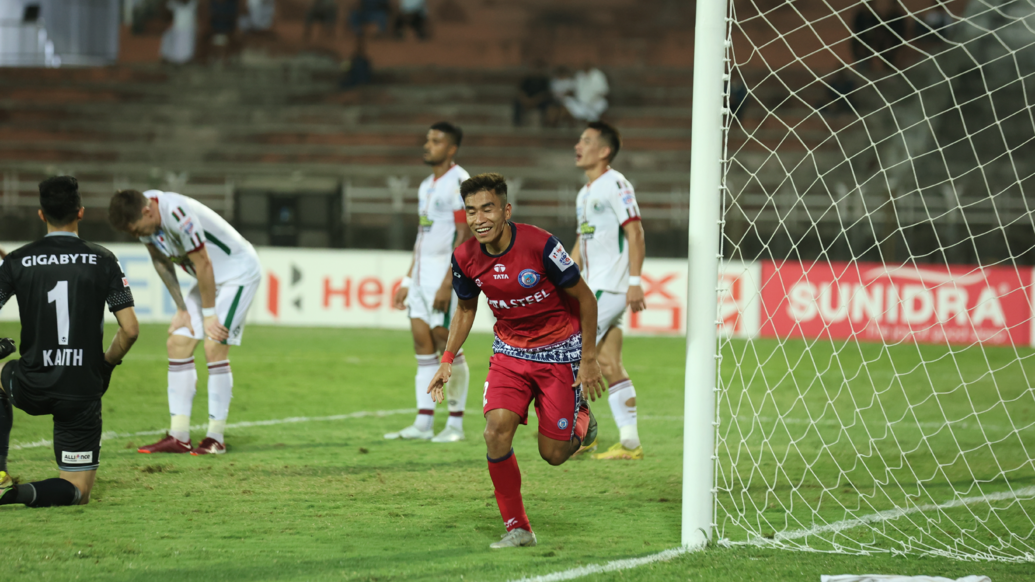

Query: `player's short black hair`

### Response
(38, 176, 82, 226)
(461, 173, 508, 206)
(108, 189, 149, 232)
(430, 121, 463, 148)
(587, 121, 621, 163)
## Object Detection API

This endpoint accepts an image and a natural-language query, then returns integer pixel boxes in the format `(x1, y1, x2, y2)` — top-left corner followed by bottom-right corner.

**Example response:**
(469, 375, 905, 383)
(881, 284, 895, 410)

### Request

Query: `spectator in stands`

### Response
(549, 66, 577, 126)
(513, 60, 555, 127)
(350, 0, 390, 37)
(209, 0, 238, 56)
(160, 0, 197, 65)
(915, 1, 953, 42)
(340, 35, 373, 90)
(240, 0, 275, 32)
(851, 0, 907, 71)
(394, 0, 428, 40)
(305, 0, 338, 39)
(561, 63, 609, 122)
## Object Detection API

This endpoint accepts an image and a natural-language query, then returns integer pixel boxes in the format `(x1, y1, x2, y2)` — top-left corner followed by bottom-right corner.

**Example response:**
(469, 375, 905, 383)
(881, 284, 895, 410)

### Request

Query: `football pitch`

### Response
(1, 322, 1033, 581)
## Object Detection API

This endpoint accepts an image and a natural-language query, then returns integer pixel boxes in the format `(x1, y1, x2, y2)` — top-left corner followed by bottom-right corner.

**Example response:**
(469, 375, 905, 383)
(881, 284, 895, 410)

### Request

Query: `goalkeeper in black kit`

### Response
(0, 176, 139, 507)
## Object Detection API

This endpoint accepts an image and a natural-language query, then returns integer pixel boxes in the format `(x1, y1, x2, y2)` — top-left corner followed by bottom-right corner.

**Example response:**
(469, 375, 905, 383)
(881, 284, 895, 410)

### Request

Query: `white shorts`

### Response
(408, 284, 459, 329)
(595, 290, 627, 344)
(172, 279, 259, 346)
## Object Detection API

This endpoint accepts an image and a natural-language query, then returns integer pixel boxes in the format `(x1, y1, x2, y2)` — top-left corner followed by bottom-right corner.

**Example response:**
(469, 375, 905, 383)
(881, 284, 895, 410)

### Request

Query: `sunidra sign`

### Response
(761, 262, 1034, 346)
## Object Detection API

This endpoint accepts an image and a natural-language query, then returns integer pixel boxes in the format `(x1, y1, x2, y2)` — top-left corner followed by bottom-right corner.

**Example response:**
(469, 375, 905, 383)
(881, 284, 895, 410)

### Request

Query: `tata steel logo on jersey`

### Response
(518, 269, 541, 289)
(493, 264, 509, 280)
(487, 289, 552, 310)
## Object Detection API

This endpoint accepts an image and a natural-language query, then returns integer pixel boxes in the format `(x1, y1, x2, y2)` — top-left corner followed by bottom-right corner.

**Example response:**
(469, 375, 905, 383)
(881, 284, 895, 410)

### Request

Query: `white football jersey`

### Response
(575, 168, 641, 293)
(412, 164, 470, 289)
(140, 190, 261, 285)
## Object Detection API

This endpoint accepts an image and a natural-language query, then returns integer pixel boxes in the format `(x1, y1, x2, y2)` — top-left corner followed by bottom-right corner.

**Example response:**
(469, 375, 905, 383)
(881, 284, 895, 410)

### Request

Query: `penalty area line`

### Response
(506, 544, 701, 582)
(10, 408, 416, 451)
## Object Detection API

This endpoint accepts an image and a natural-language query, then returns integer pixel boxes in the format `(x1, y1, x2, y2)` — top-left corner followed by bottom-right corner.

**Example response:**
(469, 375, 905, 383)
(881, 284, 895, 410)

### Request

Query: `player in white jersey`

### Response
(108, 189, 262, 455)
(388, 122, 472, 443)
(571, 121, 646, 460)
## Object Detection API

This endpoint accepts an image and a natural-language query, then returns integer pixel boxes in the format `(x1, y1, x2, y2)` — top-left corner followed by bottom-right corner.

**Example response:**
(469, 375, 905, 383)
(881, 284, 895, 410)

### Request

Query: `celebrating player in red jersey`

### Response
(428, 173, 606, 549)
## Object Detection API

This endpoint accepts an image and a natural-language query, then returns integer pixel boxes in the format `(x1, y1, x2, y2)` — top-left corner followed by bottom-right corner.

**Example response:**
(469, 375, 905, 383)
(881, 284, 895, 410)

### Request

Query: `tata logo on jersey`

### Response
(493, 264, 509, 280)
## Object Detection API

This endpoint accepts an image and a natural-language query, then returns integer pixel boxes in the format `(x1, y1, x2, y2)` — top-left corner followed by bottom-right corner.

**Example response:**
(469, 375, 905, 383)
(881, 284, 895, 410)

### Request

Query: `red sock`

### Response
(574, 405, 590, 442)
(487, 449, 531, 532)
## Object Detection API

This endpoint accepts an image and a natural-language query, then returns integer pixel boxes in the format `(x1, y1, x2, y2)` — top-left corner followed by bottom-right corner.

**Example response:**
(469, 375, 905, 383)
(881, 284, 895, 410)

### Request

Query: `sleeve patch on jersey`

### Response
(122, 277, 130, 288)
(180, 218, 196, 235)
(549, 242, 575, 271)
(620, 191, 636, 206)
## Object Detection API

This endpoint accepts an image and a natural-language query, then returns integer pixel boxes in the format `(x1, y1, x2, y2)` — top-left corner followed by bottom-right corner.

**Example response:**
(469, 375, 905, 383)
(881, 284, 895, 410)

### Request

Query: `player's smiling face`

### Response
(465, 189, 512, 247)
(575, 128, 608, 170)
(423, 129, 454, 166)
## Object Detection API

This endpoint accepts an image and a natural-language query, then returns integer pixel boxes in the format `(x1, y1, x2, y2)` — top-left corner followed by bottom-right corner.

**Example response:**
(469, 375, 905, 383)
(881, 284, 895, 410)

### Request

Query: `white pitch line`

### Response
(505, 544, 701, 582)
(725, 485, 1035, 546)
(10, 408, 415, 451)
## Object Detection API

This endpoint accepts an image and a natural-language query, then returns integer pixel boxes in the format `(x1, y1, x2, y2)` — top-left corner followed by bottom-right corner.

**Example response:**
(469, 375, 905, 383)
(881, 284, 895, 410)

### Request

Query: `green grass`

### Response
(0, 322, 1033, 581)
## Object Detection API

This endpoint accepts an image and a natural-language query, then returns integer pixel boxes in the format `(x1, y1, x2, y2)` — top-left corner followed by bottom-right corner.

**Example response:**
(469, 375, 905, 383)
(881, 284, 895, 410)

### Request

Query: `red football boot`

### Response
(137, 434, 192, 454)
(191, 437, 226, 455)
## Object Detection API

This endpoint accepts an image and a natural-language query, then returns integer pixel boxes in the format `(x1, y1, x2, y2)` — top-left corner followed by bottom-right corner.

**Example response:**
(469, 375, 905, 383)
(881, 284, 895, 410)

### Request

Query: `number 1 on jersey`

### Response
(48, 280, 70, 345)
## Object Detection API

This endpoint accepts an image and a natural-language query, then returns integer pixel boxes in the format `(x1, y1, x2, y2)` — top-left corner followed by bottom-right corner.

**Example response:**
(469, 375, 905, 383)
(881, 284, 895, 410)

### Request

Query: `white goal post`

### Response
(688, 0, 1035, 562)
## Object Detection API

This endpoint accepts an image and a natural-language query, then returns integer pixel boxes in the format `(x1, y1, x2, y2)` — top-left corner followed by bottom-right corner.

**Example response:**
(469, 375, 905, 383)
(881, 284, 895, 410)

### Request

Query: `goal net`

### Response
(713, 0, 1035, 561)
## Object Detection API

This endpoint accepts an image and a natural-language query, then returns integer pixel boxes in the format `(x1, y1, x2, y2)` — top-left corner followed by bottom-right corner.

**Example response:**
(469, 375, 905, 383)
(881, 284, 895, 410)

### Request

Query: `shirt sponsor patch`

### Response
(122, 277, 130, 288)
(621, 191, 636, 206)
(549, 242, 574, 271)
(180, 218, 195, 235)
(62, 451, 94, 464)
(518, 269, 541, 289)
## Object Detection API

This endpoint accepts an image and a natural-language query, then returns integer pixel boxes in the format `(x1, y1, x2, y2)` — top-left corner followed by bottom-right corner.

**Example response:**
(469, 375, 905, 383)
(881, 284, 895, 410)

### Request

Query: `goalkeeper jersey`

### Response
(575, 168, 641, 294)
(139, 190, 261, 285)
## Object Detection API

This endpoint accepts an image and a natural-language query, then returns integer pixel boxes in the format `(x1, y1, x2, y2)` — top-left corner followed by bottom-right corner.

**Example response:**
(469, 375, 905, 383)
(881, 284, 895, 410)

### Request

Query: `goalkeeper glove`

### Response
(101, 357, 119, 394)
(0, 338, 14, 360)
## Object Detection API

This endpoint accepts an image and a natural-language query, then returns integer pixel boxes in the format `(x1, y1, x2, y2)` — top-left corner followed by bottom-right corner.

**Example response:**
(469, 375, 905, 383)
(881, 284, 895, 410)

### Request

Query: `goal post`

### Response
(683, 0, 729, 549)
(700, 0, 1035, 562)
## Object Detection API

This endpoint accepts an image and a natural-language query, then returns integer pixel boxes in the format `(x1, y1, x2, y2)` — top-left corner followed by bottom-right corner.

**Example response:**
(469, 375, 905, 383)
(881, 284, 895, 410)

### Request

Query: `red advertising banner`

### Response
(760, 261, 1035, 346)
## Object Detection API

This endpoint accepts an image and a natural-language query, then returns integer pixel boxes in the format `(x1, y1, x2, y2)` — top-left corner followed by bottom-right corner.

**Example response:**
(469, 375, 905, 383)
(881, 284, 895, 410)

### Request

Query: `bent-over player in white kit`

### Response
(388, 122, 472, 442)
(108, 189, 262, 455)
(571, 122, 646, 460)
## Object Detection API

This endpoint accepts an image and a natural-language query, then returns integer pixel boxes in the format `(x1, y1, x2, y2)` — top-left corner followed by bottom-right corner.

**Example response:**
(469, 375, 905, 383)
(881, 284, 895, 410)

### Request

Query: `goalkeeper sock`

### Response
(607, 379, 640, 449)
(446, 351, 469, 431)
(414, 354, 438, 432)
(206, 360, 232, 443)
(0, 385, 11, 472)
(487, 449, 531, 532)
(0, 478, 80, 507)
(168, 358, 197, 443)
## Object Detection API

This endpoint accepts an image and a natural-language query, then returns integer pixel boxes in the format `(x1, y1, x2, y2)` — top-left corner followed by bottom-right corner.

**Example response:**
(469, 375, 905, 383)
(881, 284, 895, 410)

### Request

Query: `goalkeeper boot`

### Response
(191, 437, 226, 456)
(490, 528, 537, 549)
(431, 425, 465, 443)
(0, 337, 14, 360)
(384, 425, 433, 440)
(592, 442, 644, 460)
(137, 433, 192, 454)
(571, 400, 598, 458)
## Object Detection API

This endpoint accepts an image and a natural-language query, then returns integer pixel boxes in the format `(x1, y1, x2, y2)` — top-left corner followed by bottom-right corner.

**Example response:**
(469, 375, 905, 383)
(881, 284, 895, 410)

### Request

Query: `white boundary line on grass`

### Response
(10, 408, 416, 451)
(505, 545, 701, 582)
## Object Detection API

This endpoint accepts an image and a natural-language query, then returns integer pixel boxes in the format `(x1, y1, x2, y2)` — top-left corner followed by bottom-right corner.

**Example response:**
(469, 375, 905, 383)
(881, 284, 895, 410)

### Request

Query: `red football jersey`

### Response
(452, 222, 582, 363)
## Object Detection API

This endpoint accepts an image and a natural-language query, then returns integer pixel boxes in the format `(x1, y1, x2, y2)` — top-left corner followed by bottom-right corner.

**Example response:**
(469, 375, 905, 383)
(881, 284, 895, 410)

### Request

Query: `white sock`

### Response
(414, 354, 438, 432)
(446, 351, 469, 431)
(207, 360, 233, 443)
(168, 358, 197, 443)
(608, 379, 640, 449)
